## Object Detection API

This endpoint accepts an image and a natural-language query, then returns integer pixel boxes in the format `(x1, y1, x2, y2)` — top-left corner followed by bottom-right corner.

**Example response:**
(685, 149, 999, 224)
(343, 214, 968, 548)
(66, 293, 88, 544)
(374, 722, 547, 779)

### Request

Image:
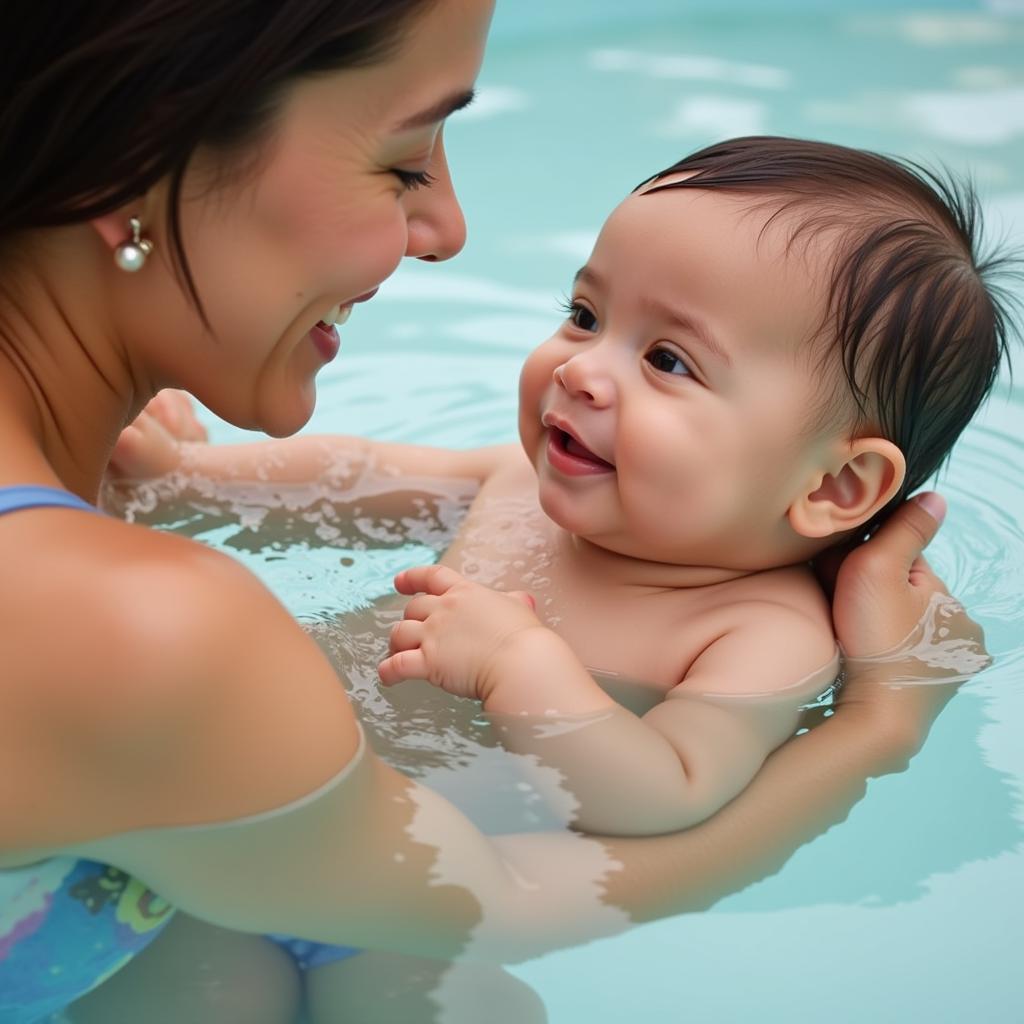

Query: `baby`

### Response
(116, 136, 1010, 840)
(367, 135, 1010, 836)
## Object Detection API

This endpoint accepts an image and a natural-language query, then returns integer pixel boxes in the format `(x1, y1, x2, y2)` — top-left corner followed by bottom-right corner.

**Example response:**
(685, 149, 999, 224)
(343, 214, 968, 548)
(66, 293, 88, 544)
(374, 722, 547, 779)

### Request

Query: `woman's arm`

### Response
(27, 493, 976, 962)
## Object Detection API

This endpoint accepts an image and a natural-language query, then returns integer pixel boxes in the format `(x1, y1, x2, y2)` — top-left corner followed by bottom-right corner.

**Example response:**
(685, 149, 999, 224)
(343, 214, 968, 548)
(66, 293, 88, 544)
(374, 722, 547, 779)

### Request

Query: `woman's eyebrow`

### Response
(393, 89, 476, 131)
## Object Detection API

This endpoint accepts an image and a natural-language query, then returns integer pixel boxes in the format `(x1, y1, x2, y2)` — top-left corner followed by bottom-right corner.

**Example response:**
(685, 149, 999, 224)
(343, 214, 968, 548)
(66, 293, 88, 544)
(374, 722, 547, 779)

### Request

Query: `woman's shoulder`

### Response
(0, 512, 358, 853)
(3, 511, 267, 700)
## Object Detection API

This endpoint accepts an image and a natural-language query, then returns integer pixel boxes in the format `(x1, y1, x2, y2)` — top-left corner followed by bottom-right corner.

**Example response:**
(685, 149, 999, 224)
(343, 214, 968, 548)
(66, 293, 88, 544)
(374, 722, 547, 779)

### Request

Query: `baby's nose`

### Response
(553, 356, 614, 406)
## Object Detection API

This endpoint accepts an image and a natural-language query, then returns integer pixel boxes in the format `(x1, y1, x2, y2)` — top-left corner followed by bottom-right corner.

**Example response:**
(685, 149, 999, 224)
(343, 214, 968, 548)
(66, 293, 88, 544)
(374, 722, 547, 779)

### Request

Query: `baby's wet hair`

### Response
(638, 136, 1020, 529)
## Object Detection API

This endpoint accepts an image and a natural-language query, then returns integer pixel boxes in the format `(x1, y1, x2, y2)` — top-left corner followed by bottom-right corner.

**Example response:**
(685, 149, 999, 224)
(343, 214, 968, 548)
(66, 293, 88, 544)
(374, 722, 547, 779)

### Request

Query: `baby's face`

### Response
(519, 184, 841, 570)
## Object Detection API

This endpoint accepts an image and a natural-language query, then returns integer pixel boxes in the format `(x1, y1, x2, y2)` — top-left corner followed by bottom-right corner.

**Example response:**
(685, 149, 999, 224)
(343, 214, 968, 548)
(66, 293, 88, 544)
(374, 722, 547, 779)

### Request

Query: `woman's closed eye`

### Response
(393, 168, 436, 191)
(645, 346, 692, 376)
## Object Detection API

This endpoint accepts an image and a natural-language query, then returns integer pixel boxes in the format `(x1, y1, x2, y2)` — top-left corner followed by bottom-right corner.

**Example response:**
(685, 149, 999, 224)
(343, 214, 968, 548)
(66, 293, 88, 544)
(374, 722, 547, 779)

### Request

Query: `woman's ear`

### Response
(788, 438, 906, 540)
(90, 188, 162, 254)
(90, 210, 133, 253)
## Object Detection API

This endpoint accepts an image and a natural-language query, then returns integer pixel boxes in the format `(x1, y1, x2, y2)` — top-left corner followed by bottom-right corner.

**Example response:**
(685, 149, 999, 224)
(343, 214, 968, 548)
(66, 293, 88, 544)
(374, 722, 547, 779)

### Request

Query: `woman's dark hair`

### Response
(639, 136, 1020, 528)
(1, 0, 438, 308)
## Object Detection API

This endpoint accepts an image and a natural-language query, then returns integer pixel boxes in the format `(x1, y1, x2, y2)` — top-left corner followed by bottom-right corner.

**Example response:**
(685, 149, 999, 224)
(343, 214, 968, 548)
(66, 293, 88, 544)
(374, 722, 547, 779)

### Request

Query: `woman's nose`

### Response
(403, 133, 467, 262)
(553, 354, 614, 407)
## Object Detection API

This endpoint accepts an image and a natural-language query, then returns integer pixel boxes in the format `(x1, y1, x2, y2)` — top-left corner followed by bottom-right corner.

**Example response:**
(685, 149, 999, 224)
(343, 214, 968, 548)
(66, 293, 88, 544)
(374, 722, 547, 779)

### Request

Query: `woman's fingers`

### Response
(830, 493, 944, 600)
(907, 553, 945, 592)
(832, 492, 949, 658)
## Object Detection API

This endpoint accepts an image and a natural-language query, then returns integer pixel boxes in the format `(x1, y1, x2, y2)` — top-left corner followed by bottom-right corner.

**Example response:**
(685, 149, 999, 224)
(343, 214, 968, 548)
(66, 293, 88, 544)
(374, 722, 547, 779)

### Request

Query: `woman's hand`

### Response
(822, 492, 989, 761)
(108, 390, 207, 480)
(596, 493, 991, 922)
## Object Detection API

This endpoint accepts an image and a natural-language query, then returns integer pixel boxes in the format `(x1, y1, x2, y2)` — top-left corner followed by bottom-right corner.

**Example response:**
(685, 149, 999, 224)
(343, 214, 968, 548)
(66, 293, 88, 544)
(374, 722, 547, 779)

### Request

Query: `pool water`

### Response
(177, 4, 1024, 1021)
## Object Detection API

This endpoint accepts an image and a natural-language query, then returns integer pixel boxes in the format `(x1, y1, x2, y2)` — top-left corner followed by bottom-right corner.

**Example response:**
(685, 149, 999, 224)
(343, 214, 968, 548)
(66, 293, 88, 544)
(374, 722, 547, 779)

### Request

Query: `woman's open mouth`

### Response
(309, 289, 379, 363)
(545, 428, 615, 476)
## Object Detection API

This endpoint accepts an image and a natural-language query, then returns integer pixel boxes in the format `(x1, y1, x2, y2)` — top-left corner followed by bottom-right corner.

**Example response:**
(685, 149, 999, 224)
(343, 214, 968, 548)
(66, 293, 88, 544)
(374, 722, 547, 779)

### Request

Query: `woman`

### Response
(0, 1, 985, 1021)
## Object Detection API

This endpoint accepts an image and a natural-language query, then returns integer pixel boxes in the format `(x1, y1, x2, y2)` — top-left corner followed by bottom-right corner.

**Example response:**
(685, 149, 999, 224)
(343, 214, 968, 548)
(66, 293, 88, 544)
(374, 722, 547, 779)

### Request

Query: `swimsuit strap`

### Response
(0, 485, 99, 517)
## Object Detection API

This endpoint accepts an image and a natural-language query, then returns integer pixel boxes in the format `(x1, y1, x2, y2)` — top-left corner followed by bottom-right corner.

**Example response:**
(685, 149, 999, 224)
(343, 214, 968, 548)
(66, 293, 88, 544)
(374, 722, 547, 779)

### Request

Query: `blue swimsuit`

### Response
(0, 486, 175, 1023)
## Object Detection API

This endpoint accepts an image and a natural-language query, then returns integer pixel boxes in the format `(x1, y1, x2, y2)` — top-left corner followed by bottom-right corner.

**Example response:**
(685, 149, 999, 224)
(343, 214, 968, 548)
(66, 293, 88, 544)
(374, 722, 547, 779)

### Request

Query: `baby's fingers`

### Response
(379, 649, 429, 687)
(394, 564, 466, 597)
(402, 594, 439, 622)
(108, 413, 179, 479)
(389, 618, 424, 653)
(148, 389, 208, 442)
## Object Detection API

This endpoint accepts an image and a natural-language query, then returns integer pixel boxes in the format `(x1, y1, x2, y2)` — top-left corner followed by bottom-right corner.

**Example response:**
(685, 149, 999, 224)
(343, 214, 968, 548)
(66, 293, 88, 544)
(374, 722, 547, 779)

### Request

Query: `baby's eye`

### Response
(646, 347, 691, 376)
(562, 301, 599, 333)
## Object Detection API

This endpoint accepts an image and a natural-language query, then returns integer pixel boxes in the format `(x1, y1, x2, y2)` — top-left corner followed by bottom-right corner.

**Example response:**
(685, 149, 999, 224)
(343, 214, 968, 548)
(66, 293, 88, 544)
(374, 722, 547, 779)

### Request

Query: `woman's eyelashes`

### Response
(393, 168, 436, 191)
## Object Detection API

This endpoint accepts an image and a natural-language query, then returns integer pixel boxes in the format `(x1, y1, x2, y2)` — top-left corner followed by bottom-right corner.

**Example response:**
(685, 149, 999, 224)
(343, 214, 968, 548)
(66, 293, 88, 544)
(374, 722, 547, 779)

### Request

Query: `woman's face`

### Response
(118, 0, 494, 436)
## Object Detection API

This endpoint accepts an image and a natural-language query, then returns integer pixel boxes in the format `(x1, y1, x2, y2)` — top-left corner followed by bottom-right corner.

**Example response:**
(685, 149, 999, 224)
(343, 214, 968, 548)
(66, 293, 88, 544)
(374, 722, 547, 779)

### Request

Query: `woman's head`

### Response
(1, 0, 494, 435)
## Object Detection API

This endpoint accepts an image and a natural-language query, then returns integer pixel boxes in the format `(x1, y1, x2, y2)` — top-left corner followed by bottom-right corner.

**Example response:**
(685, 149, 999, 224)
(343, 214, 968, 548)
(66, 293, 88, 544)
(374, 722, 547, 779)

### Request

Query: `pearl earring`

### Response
(114, 217, 153, 273)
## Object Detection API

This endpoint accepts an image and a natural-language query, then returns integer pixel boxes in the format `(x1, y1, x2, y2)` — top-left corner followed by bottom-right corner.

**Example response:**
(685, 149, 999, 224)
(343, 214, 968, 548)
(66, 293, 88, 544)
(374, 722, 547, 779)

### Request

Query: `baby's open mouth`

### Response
(555, 429, 615, 470)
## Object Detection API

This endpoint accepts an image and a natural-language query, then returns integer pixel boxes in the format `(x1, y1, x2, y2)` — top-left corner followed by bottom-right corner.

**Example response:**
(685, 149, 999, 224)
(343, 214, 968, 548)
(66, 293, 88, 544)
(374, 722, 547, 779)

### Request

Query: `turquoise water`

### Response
(185, 4, 1024, 1021)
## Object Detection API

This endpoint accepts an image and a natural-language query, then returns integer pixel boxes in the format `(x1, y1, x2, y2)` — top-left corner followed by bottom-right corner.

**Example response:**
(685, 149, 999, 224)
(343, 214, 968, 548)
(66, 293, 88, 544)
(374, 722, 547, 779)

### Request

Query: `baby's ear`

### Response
(788, 438, 906, 540)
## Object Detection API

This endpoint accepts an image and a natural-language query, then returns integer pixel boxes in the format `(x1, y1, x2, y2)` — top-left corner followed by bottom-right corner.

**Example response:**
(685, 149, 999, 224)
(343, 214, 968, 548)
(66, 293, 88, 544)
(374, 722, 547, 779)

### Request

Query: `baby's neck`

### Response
(555, 528, 765, 591)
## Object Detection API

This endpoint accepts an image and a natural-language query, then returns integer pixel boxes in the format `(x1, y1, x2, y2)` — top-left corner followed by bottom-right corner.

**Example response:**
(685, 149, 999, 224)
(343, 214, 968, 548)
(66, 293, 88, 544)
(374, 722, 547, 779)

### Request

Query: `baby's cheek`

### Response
(517, 352, 551, 425)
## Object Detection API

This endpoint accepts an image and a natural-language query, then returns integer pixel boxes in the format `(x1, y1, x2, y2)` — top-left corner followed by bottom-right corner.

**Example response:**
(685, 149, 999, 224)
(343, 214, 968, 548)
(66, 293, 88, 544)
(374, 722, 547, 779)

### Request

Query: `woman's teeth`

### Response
(320, 304, 353, 327)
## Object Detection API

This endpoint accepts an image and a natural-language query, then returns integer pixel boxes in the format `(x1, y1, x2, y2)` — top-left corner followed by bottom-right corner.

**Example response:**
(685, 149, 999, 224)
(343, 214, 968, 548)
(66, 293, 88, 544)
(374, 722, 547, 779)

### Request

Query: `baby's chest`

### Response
(443, 529, 702, 694)
(535, 584, 707, 693)
(440, 471, 722, 690)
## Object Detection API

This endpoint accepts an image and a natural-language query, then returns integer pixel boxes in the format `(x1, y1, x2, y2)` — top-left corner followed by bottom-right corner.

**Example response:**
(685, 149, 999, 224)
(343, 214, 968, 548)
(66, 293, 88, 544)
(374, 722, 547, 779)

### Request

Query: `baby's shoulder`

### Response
(694, 562, 829, 630)
(692, 563, 832, 649)
(739, 563, 831, 626)
(675, 566, 837, 697)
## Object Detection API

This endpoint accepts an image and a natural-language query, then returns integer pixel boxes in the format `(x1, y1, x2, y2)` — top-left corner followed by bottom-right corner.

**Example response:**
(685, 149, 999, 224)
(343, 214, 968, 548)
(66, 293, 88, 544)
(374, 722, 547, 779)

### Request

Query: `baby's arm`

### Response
(381, 566, 838, 836)
(108, 392, 515, 498)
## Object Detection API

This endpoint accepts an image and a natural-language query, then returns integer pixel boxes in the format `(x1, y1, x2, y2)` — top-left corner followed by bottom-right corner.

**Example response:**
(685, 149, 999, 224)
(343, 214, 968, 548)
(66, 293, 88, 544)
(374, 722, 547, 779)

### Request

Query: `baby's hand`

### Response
(108, 390, 208, 479)
(379, 565, 543, 701)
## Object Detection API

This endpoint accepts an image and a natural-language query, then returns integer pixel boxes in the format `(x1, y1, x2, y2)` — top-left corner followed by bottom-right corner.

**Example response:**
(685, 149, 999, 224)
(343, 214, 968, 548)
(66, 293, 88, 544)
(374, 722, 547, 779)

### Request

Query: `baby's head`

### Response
(519, 136, 1016, 571)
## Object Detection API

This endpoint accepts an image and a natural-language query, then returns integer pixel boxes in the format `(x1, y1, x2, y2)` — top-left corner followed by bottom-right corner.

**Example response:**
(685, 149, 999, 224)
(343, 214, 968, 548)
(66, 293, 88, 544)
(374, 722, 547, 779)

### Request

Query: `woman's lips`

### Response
(545, 428, 615, 476)
(309, 321, 340, 363)
(309, 288, 379, 363)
